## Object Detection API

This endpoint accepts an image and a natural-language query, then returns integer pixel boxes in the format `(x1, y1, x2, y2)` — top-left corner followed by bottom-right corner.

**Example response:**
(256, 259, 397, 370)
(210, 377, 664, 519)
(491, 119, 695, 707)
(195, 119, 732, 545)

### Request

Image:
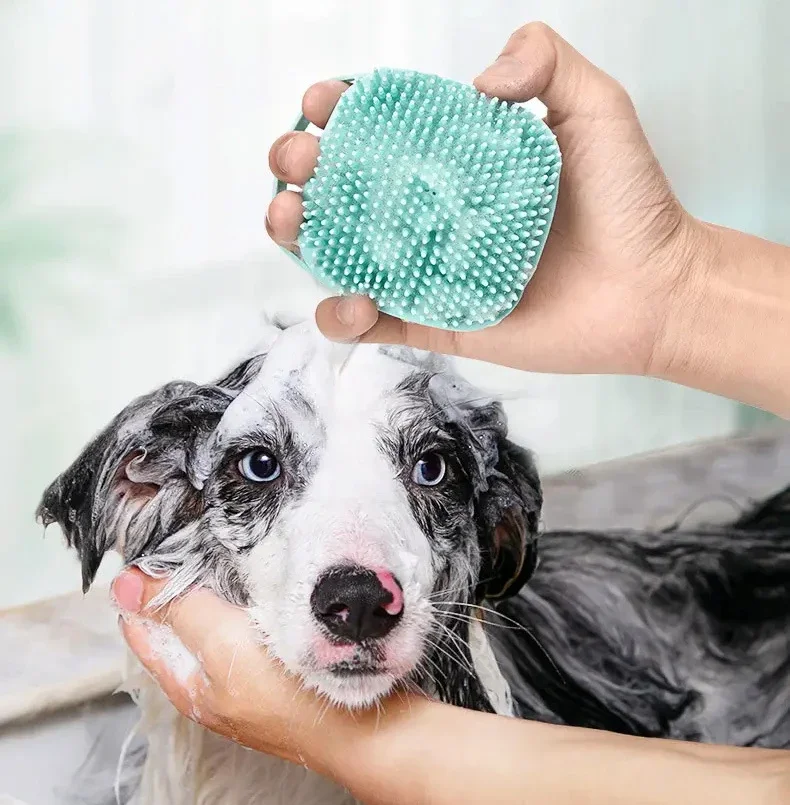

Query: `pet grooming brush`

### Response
(275, 68, 561, 331)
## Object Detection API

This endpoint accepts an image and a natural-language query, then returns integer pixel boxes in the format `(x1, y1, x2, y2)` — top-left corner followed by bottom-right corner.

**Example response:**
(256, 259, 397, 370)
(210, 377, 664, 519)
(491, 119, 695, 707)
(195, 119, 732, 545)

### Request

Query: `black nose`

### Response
(311, 566, 403, 643)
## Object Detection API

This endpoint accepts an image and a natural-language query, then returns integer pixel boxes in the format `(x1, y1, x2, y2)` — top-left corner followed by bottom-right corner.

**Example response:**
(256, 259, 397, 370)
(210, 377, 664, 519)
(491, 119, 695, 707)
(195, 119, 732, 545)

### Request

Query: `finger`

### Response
(265, 190, 303, 250)
(315, 296, 463, 357)
(157, 588, 252, 658)
(268, 131, 321, 186)
(301, 80, 349, 129)
(113, 568, 252, 657)
(121, 616, 207, 721)
(474, 22, 629, 122)
(315, 295, 379, 340)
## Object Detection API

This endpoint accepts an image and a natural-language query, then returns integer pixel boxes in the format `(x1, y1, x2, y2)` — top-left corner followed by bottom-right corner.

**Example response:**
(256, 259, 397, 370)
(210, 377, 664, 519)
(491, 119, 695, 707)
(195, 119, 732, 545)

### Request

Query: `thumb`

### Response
(474, 22, 630, 123)
(315, 295, 463, 357)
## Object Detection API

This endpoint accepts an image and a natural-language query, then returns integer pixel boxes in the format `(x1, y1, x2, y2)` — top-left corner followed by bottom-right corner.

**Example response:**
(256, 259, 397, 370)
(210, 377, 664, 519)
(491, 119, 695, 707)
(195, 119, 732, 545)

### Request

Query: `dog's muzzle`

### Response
(310, 565, 404, 643)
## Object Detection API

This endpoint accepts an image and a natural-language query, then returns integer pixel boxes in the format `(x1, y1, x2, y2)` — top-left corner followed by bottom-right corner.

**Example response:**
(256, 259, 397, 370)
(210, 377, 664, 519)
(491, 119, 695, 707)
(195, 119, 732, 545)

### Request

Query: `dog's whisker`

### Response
(237, 387, 269, 411)
(437, 610, 525, 632)
(432, 600, 564, 680)
(311, 694, 333, 730)
(393, 685, 415, 717)
(415, 647, 449, 686)
(373, 696, 384, 730)
(225, 641, 243, 688)
(435, 601, 539, 634)
(423, 635, 476, 677)
(431, 617, 474, 662)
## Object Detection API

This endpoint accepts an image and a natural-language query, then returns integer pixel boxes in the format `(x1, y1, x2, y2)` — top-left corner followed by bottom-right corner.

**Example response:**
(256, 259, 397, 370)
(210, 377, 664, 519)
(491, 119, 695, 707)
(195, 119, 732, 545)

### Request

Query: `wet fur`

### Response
(38, 321, 790, 804)
(495, 490, 790, 746)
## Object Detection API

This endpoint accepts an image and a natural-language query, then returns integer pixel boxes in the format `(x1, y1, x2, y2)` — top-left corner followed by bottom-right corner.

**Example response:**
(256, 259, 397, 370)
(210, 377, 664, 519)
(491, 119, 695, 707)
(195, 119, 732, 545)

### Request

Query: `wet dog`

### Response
(39, 320, 790, 803)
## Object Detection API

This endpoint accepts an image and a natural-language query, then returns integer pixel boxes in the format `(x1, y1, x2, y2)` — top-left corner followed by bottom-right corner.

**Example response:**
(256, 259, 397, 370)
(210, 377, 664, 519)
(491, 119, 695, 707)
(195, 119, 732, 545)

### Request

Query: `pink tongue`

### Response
(376, 570, 404, 616)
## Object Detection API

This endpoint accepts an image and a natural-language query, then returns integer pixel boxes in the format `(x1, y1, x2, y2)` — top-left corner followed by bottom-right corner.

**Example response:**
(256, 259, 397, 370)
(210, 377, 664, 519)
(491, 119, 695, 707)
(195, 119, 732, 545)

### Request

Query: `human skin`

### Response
(114, 569, 790, 805)
(118, 20, 790, 805)
(267, 24, 790, 417)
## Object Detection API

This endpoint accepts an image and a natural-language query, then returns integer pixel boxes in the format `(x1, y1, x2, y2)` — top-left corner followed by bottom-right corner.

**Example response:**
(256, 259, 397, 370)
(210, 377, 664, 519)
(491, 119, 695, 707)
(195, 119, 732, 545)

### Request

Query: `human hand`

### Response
(113, 568, 790, 805)
(111, 568, 367, 771)
(266, 22, 706, 379)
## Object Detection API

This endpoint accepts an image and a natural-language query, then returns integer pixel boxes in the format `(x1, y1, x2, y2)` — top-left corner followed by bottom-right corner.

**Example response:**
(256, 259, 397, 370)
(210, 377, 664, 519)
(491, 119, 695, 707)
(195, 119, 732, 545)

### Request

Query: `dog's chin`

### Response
(302, 667, 400, 708)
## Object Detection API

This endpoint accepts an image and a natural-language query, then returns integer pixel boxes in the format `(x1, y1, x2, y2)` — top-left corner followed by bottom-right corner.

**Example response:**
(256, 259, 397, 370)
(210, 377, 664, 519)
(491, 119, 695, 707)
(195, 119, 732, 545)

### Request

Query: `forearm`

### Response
(310, 695, 789, 805)
(117, 546, 790, 805)
(654, 220, 790, 418)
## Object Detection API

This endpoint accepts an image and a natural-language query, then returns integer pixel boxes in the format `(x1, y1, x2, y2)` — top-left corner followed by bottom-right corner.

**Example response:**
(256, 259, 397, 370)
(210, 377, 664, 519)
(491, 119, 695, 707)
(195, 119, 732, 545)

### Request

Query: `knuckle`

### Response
(605, 77, 636, 111)
(301, 83, 323, 115)
(513, 21, 556, 46)
(422, 327, 462, 358)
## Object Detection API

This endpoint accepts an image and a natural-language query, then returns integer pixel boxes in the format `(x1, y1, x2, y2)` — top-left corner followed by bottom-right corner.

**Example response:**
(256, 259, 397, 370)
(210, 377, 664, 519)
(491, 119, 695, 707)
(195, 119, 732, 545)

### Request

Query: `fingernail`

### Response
(335, 297, 356, 327)
(112, 570, 144, 614)
(478, 54, 521, 80)
(276, 136, 295, 173)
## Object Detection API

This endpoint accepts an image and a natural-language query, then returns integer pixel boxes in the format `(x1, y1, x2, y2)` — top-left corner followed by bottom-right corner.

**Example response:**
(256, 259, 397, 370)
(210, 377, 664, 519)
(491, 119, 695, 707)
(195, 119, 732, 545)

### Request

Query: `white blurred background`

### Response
(1, 0, 786, 607)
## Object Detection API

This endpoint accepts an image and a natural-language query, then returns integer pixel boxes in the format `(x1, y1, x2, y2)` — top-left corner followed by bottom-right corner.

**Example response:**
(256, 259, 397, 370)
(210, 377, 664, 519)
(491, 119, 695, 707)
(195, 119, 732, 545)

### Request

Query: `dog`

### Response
(38, 319, 790, 804)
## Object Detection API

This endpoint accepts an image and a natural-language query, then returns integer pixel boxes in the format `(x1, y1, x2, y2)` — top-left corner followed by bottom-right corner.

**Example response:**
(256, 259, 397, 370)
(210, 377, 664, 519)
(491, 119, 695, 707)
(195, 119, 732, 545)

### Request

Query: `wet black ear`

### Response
(37, 419, 123, 594)
(476, 439, 542, 601)
(36, 381, 231, 592)
(424, 373, 543, 603)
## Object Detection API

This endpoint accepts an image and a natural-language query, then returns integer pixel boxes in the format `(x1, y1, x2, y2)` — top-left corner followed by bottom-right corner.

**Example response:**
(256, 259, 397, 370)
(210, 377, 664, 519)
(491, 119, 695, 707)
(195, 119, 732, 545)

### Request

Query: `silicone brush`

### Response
(275, 68, 561, 331)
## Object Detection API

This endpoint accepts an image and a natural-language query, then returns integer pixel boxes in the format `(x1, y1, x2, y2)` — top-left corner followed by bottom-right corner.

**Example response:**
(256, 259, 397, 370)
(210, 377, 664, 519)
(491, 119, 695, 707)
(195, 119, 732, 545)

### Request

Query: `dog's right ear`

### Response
(37, 381, 233, 593)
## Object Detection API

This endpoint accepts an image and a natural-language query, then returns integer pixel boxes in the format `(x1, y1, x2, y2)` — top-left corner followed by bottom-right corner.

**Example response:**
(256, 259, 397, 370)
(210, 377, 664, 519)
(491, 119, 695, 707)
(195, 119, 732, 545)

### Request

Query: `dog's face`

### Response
(38, 321, 541, 709)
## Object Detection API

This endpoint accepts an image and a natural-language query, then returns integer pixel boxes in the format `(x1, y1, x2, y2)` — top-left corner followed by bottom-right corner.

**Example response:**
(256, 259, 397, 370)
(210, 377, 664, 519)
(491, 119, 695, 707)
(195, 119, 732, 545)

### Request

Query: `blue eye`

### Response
(238, 450, 281, 483)
(411, 452, 446, 487)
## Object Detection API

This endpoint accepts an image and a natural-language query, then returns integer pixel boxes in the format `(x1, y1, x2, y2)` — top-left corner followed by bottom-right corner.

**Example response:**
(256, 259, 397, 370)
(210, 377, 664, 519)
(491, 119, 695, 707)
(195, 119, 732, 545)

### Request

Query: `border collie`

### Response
(38, 320, 790, 804)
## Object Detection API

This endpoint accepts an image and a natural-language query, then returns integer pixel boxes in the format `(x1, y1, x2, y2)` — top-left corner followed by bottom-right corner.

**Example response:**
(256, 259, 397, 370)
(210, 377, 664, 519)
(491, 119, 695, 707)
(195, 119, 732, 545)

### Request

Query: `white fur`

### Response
(109, 322, 515, 803)
(205, 323, 443, 707)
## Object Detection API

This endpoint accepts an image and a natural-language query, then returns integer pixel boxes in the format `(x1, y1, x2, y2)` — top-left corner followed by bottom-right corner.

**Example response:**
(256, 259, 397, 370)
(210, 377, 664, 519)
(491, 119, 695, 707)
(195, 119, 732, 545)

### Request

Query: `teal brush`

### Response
(277, 68, 561, 331)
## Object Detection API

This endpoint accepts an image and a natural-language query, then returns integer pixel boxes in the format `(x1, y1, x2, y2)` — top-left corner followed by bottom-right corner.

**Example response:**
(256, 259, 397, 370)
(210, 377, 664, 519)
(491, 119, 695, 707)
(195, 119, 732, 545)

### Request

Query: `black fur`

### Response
(490, 487, 790, 746)
(36, 381, 221, 591)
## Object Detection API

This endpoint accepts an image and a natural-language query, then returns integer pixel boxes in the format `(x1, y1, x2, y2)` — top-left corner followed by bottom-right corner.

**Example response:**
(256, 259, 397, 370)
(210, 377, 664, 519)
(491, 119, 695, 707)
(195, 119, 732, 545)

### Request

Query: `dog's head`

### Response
(38, 321, 541, 709)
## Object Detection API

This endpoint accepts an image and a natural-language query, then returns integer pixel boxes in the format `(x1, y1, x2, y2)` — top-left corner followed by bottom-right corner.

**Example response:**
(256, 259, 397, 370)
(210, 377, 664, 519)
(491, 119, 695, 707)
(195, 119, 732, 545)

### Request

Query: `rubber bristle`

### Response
(299, 68, 561, 331)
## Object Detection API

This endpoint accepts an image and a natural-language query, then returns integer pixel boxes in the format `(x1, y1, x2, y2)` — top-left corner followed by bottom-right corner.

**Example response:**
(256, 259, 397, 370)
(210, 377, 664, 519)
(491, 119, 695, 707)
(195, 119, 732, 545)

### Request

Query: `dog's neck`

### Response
(121, 625, 512, 805)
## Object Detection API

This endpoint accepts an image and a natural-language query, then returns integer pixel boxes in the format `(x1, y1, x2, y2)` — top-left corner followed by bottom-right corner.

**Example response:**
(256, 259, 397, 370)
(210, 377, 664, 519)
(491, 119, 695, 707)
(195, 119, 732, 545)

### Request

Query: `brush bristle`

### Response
(299, 68, 561, 331)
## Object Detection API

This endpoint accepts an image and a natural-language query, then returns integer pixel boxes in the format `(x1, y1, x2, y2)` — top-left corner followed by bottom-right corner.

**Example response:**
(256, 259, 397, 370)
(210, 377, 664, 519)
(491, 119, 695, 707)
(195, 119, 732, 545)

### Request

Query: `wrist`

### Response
(303, 693, 440, 804)
(298, 692, 406, 780)
(646, 218, 790, 416)
(294, 700, 368, 776)
(645, 215, 719, 382)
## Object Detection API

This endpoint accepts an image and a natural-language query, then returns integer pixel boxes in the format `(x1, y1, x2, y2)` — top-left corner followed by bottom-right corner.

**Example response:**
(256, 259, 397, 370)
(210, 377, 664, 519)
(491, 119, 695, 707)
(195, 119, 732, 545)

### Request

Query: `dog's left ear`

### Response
(476, 437, 542, 602)
(426, 375, 542, 602)
(36, 382, 231, 592)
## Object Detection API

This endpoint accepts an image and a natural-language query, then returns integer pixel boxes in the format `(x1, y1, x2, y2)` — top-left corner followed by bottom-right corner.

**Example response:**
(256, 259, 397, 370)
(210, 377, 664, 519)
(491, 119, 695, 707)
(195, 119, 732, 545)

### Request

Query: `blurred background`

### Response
(1, 0, 787, 609)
